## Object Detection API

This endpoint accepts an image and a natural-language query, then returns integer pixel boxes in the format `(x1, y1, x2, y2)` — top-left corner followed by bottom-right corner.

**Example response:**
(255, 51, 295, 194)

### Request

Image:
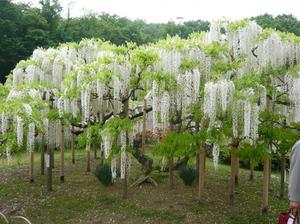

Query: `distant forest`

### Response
(1, 0, 300, 83)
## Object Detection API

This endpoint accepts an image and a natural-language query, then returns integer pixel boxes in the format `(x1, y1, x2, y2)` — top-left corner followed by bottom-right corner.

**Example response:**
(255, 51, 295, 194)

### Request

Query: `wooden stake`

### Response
(262, 159, 270, 214)
(229, 145, 238, 205)
(169, 157, 174, 190)
(229, 150, 235, 204)
(235, 157, 239, 186)
(71, 125, 76, 164)
(29, 150, 34, 183)
(47, 143, 52, 192)
(41, 134, 45, 175)
(280, 156, 286, 198)
(249, 161, 254, 181)
(123, 151, 128, 199)
(60, 124, 65, 183)
(94, 144, 98, 159)
(86, 150, 91, 172)
(142, 99, 147, 152)
(198, 146, 205, 202)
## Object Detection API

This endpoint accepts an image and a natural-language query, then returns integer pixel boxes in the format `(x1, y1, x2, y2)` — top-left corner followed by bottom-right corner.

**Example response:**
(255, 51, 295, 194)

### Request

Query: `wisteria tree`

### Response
(1, 19, 300, 213)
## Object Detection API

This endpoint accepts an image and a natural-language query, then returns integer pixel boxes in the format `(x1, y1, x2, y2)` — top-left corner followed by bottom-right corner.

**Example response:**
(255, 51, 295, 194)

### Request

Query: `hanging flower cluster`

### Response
(203, 79, 235, 126)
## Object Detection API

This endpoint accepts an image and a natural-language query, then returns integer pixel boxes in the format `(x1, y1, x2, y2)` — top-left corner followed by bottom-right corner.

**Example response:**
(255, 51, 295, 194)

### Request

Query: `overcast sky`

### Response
(14, 0, 300, 23)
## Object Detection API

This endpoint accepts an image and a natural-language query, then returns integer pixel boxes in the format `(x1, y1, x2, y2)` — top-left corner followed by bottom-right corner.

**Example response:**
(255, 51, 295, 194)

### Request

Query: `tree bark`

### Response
(280, 155, 286, 199)
(41, 134, 45, 175)
(60, 124, 65, 183)
(198, 146, 205, 202)
(262, 159, 270, 214)
(71, 125, 76, 164)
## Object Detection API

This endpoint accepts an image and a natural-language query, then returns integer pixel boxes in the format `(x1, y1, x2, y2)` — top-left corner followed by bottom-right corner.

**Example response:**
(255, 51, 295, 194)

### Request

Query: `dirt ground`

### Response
(0, 150, 289, 224)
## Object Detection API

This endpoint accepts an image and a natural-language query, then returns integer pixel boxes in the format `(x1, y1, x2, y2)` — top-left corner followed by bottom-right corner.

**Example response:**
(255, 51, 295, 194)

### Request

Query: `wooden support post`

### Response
(142, 99, 147, 152)
(41, 134, 45, 175)
(47, 143, 52, 192)
(229, 144, 238, 205)
(262, 159, 270, 214)
(60, 124, 65, 183)
(198, 146, 205, 202)
(71, 125, 76, 164)
(280, 156, 286, 198)
(249, 161, 254, 181)
(169, 157, 174, 190)
(86, 150, 91, 172)
(235, 157, 239, 186)
(29, 150, 34, 183)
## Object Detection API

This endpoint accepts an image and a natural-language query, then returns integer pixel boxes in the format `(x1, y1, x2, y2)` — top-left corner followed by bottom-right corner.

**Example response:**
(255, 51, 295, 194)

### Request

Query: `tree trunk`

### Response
(262, 159, 270, 214)
(86, 150, 91, 172)
(29, 150, 34, 183)
(71, 125, 76, 164)
(198, 146, 206, 202)
(47, 143, 53, 192)
(169, 157, 174, 190)
(249, 161, 254, 181)
(41, 134, 45, 175)
(280, 155, 286, 199)
(60, 125, 65, 183)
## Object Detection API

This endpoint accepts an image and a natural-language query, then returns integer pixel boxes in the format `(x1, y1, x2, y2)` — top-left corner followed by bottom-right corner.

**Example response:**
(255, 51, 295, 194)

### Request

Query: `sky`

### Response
(13, 0, 300, 23)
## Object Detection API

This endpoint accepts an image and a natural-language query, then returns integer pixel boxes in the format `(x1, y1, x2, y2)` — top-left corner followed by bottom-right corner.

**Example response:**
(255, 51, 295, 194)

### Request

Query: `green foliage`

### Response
(97, 67, 114, 86)
(252, 14, 300, 36)
(149, 170, 169, 182)
(1, 0, 299, 85)
(144, 70, 177, 92)
(47, 108, 60, 121)
(257, 27, 300, 43)
(155, 131, 196, 159)
(228, 20, 250, 31)
(236, 142, 269, 166)
(179, 59, 199, 73)
(102, 117, 132, 141)
(94, 163, 113, 186)
(178, 166, 197, 186)
(234, 73, 262, 90)
(130, 48, 159, 69)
